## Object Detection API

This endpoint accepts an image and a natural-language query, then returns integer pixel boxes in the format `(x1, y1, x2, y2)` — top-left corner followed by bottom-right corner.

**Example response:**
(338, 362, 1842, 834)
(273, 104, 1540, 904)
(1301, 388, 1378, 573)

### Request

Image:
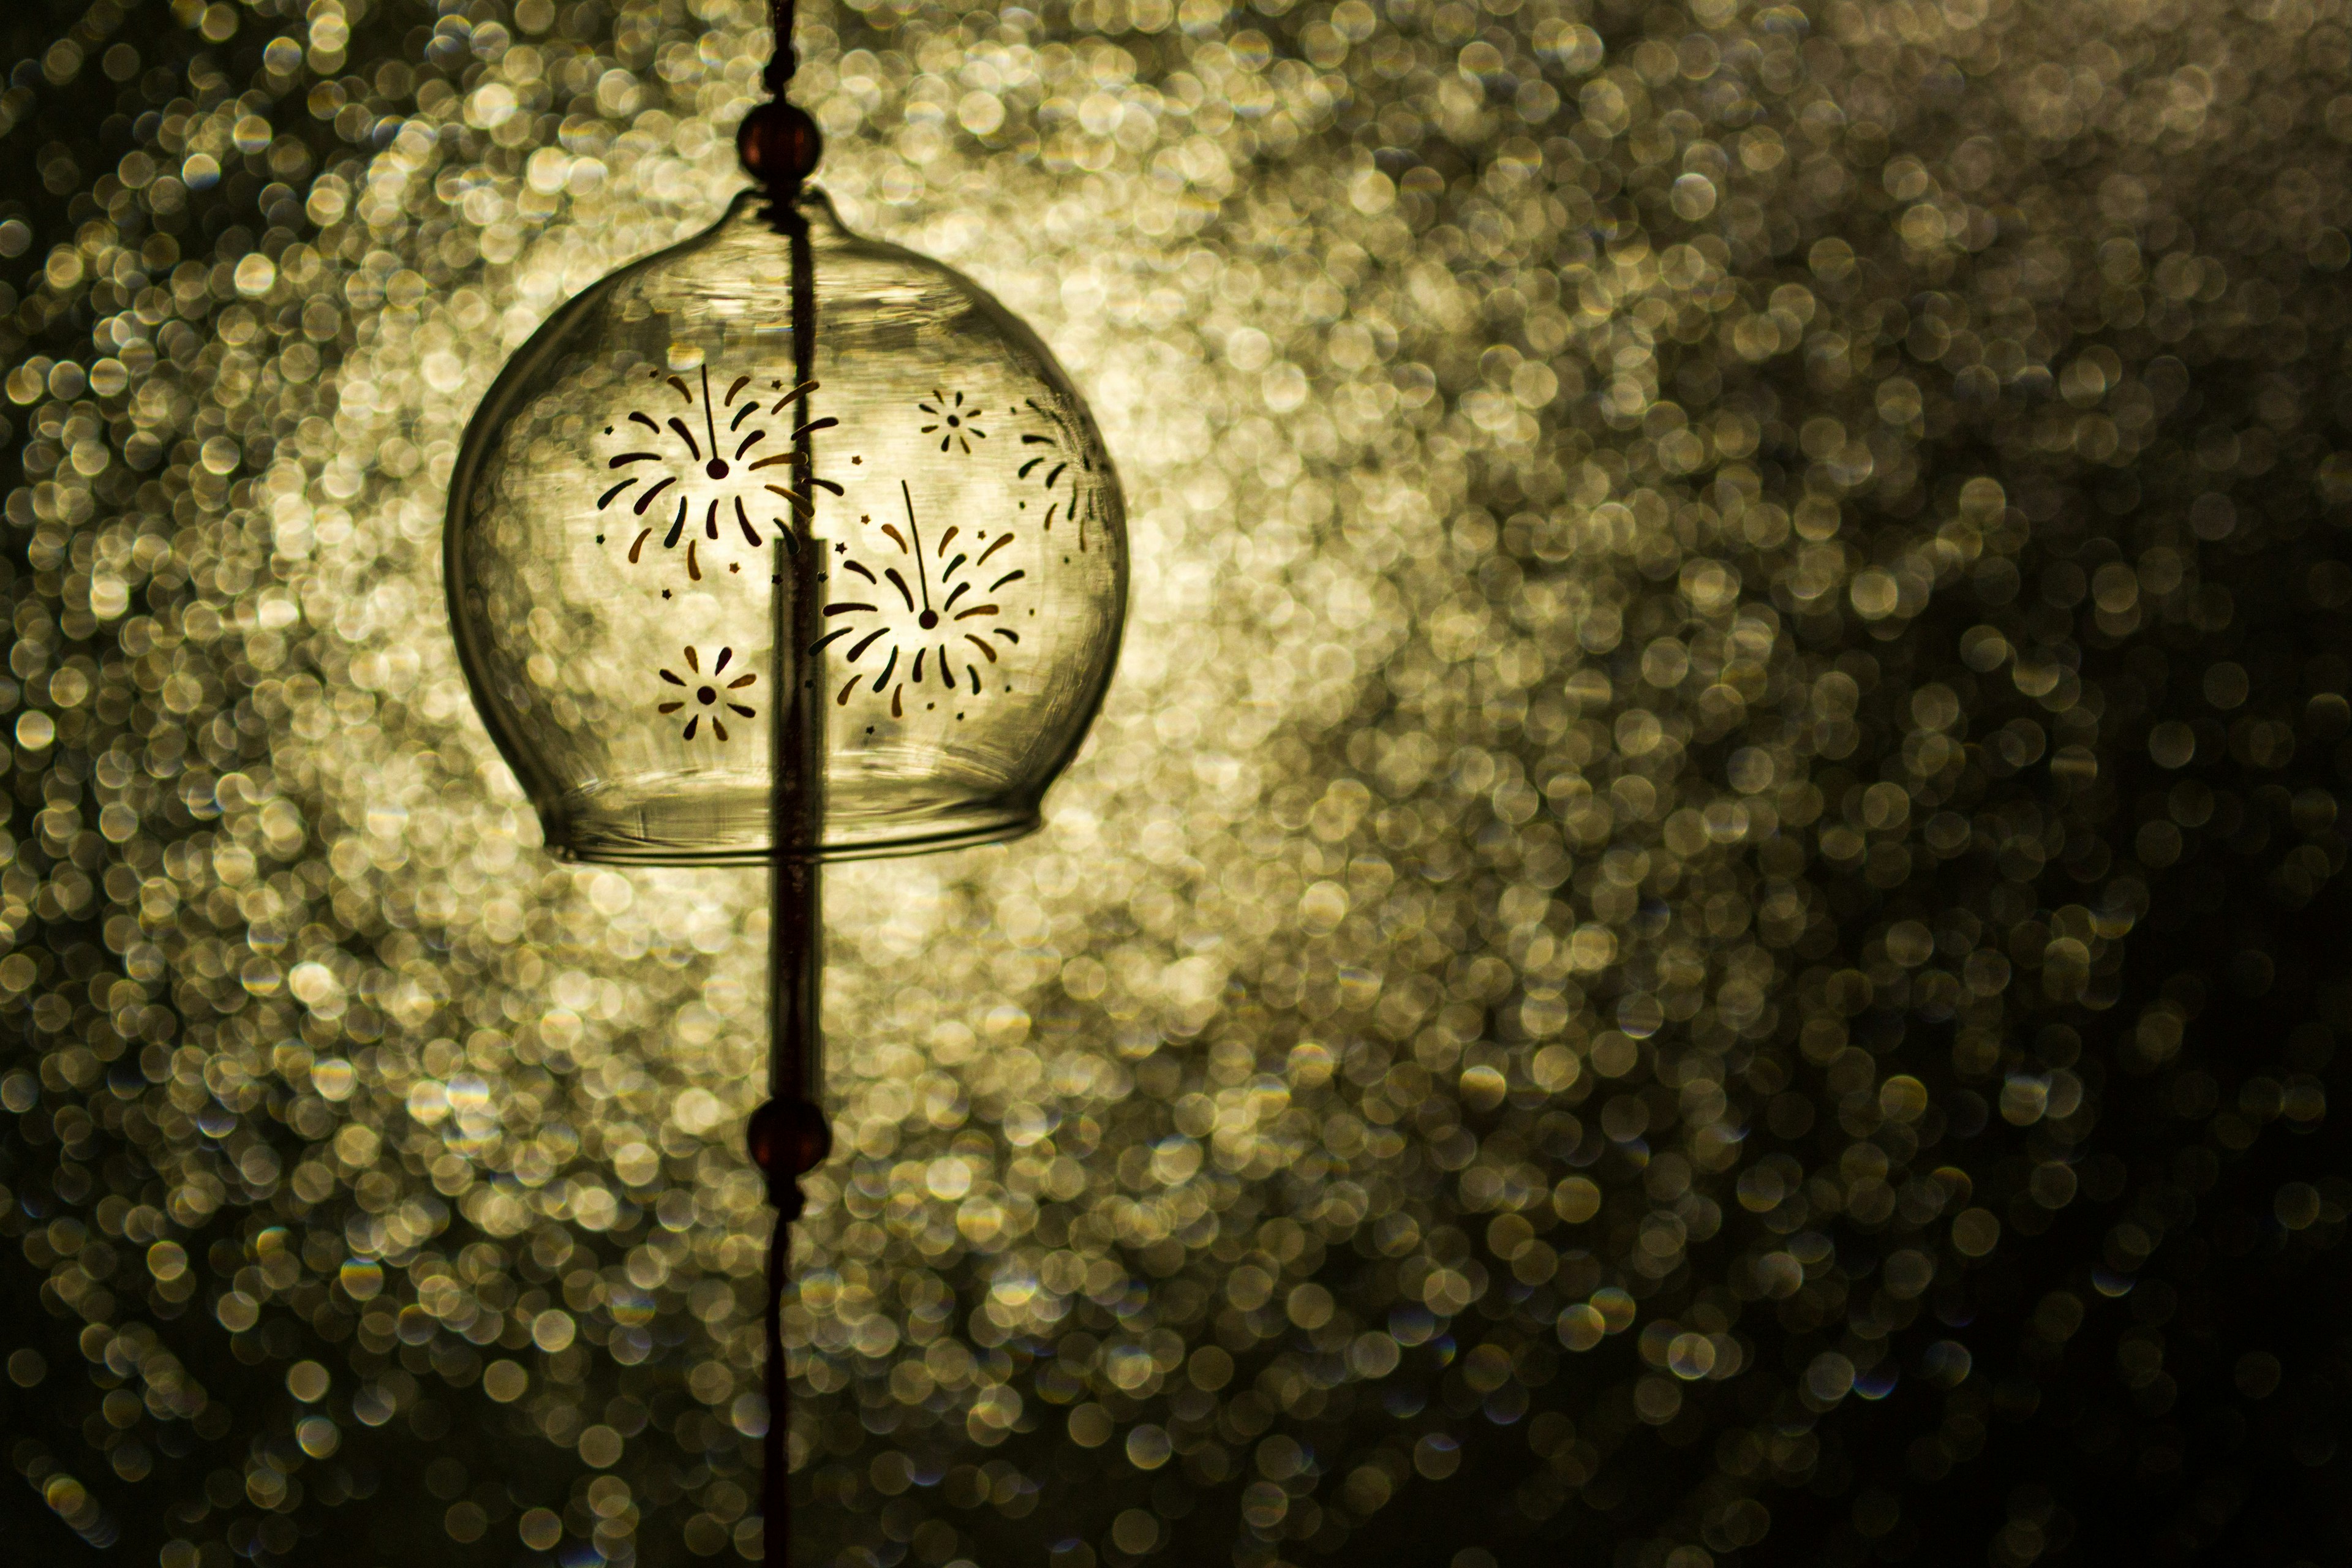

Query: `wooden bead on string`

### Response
(739, 100, 824, 192)
(746, 1096, 833, 1216)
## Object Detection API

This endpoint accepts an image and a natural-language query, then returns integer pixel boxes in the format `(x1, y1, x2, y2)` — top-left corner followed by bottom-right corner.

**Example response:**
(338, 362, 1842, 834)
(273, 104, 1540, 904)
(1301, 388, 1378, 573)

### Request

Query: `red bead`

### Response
(739, 102, 823, 188)
(747, 1098, 831, 1178)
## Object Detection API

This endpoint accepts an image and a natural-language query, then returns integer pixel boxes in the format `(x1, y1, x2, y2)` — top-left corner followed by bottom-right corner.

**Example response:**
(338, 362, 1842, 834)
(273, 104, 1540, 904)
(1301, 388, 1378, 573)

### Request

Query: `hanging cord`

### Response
(746, 860, 826, 1568)
(741, 6, 831, 1562)
(738, 0, 824, 197)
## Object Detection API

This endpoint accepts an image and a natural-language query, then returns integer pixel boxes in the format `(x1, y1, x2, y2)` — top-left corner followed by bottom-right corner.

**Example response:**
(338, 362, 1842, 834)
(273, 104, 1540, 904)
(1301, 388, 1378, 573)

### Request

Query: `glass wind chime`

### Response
(441, 2, 1128, 1559)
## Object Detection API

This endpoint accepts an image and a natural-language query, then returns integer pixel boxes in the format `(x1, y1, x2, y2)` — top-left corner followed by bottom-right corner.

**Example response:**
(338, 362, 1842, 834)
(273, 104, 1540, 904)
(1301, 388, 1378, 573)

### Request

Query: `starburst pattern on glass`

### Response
(1016, 396, 1104, 552)
(656, 644, 758, 742)
(918, 389, 986, 454)
(815, 480, 1023, 719)
(596, 372, 840, 581)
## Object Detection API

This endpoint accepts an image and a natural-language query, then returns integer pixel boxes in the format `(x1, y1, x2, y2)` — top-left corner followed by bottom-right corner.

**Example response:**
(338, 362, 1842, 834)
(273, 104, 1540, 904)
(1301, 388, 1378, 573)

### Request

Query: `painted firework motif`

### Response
(594, 367, 838, 581)
(1016, 396, 1103, 553)
(813, 477, 1023, 720)
(918, 389, 986, 454)
(614, 386, 1096, 735)
(655, 644, 758, 742)
(598, 365, 833, 747)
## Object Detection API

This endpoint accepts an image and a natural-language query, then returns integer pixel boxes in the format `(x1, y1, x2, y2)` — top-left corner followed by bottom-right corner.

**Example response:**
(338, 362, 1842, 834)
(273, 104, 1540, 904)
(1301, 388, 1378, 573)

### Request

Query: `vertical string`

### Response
(749, 6, 825, 1567)
(742, 24, 827, 1555)
(756, 209, 825, 1568)
(760, 1171, 797, 1568)
(760, 851, 820, 1568)
(766, 0, 798, 94)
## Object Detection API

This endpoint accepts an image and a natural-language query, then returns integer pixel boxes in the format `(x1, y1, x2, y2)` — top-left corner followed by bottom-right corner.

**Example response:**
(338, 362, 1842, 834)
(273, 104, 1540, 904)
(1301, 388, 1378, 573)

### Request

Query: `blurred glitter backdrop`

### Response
(4, 0, 2352, 1564)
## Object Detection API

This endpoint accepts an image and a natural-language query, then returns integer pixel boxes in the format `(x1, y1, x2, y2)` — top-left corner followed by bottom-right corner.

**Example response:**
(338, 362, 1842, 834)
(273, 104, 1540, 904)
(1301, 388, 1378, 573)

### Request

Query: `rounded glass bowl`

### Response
(446, 188, 1126, 863)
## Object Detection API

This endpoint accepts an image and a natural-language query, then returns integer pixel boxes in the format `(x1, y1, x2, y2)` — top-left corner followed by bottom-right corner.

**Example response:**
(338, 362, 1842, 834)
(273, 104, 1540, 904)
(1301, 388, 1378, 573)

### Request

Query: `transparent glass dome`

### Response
(446, 188, 1127, 862)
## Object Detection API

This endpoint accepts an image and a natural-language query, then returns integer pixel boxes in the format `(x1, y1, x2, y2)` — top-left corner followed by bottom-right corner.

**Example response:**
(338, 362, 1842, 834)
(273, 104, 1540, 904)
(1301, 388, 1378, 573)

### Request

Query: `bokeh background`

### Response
(3, 0, 2351, 1564)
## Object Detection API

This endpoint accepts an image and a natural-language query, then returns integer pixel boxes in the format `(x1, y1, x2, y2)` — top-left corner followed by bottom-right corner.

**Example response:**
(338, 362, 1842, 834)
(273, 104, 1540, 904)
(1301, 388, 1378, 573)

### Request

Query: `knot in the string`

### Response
(763, 47, 798, 96)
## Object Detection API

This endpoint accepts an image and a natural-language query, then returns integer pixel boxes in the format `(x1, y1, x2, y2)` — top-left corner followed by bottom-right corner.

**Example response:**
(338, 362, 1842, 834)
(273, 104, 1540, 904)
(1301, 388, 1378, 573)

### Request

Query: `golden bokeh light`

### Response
(1, 0, 2347, 1564)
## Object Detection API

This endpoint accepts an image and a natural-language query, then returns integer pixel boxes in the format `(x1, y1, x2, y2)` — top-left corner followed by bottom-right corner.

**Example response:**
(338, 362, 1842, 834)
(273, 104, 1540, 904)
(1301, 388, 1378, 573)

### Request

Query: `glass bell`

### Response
(445, 187, 1127, 863)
